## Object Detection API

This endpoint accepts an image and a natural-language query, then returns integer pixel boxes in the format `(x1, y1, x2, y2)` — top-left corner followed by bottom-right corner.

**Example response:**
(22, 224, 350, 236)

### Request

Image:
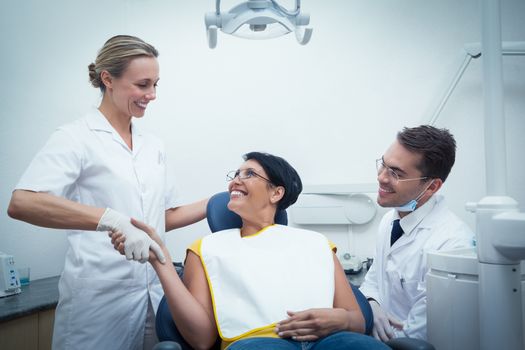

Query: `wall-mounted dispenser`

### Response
(289, 184, 382, 266)
(290, 184, 377, 225)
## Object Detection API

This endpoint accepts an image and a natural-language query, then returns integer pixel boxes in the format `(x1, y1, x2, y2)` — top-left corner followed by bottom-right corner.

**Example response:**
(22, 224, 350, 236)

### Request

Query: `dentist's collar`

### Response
(395, 195, 439, 237)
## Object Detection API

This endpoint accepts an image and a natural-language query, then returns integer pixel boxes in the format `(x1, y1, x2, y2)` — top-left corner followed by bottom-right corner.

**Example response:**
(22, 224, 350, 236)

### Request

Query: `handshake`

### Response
(97, 208, 166, 264)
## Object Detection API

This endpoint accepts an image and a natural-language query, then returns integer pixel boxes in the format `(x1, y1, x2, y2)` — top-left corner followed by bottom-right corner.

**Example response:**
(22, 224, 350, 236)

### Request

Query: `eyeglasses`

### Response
(226, 168, 273, 184)
(376, 158, 428, 184)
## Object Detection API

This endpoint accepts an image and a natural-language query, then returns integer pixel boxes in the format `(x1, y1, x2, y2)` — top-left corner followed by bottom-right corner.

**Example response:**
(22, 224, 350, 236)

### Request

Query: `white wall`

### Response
(1, 0, 524, 280)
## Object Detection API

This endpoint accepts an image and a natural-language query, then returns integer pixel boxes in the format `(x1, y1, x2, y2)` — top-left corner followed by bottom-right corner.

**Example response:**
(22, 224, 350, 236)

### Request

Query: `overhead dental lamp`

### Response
(205, 0, 312, 48)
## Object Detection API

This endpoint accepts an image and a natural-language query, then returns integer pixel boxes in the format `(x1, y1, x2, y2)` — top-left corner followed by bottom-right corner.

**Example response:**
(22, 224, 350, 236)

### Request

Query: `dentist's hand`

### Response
(369, 300, 403, 342)
(97, 208, 165, 264)
(110, 218, 166, 263)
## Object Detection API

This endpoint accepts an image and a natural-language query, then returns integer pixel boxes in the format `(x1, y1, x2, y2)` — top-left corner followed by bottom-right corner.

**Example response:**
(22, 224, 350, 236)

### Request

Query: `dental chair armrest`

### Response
(385, 337, 435, 350)
(350, 283, 373, 335)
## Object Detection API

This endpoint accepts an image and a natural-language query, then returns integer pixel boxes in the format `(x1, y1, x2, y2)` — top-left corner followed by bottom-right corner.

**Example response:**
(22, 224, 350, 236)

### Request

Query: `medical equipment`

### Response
(204, 0, 312, 48)
(425, 0, 525, 349)
(0, 252, 21, 298)
(427, 248, 525, 350)
(339, 253, 363, 274)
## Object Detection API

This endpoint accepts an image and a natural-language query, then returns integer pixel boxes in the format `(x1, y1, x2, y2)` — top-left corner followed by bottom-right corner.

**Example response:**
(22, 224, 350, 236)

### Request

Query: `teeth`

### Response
(379, 187, 393, 193)
(136, 102, 147, 108)
(230, 190, 245, 198)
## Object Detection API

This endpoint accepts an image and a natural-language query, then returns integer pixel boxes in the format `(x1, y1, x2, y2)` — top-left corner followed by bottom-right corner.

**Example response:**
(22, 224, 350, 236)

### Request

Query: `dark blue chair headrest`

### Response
(206, 191, 288, 233)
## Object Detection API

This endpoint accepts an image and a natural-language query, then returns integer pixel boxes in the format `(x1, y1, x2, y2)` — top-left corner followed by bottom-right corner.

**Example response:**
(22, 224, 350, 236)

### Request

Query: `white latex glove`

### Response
(369, 300, 403, 342)
(97, 208, 166, 264)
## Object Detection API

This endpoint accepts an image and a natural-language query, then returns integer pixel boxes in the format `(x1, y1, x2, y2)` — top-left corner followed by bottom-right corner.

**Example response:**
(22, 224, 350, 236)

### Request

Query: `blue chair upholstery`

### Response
(156, 266, 189, 348)
(352, 284, 374, 335)
(157, 192, 433, 349)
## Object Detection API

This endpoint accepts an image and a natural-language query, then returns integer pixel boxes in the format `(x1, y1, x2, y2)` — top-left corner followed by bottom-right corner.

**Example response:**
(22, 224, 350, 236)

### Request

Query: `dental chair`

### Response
(154, 192, 434, 350)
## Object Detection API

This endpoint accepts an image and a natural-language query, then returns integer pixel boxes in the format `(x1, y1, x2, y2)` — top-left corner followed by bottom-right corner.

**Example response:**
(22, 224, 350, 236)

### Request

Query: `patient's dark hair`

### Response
(397, 125, 456, 182)
(243, 152, 303, 210)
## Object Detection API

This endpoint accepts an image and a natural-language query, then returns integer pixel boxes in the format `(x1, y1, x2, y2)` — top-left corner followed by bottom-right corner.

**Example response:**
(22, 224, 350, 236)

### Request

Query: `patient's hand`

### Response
(109, 229, 126, 255)
(130, 218, 163, 245)
(275, 308, 350, 341)
(109, 219, 167, 263)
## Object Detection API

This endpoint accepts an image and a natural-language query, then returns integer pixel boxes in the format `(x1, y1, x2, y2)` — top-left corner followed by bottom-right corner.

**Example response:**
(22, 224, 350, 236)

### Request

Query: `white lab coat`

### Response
(15, 109, 179, 350)
(359, 195, 474, 340)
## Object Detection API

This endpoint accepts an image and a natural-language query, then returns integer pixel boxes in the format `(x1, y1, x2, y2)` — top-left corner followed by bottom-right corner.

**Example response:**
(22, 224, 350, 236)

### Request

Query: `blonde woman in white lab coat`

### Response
(7, 35, 207, 350)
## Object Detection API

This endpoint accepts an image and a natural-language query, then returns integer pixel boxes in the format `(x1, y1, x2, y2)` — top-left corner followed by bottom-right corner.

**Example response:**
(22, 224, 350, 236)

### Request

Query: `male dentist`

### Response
(359, 125, 474, 341)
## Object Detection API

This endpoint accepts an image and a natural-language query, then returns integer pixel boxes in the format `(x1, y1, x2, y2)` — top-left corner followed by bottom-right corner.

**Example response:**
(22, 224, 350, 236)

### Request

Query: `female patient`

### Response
(112, 152, 388, 350)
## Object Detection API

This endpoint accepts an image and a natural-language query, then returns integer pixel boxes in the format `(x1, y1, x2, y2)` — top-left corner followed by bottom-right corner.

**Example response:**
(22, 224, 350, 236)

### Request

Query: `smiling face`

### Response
(227, 159, 282, 222)
(102, 56, 159, 119)
(377, 140, 433, 210)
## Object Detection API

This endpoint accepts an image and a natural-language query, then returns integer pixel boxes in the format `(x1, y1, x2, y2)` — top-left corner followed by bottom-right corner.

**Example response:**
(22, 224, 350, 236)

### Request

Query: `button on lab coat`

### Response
(15, 109, 180, 350)
(360, 195, 474, 340)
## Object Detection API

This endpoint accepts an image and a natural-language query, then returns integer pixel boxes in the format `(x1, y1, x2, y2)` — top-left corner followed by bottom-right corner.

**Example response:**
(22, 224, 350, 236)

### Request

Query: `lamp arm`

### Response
(271, 0, 300, 16)
(427, 41, 525, 126)
(428, 51, 475, 126)
(215, 0, 220, 15)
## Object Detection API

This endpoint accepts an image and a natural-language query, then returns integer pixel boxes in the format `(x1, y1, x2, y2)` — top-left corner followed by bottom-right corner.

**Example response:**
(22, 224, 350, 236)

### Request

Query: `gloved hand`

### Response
(369, 299, 403, 342)
(97, 208, 166, 264)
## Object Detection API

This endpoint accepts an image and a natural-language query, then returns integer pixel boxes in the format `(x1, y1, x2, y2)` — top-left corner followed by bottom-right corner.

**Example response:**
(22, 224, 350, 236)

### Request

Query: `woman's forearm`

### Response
(332, 253, 366, 333)
(151, 253, 217, 350)
(346, 308, 366, 333)
(7, 190, 104, 230)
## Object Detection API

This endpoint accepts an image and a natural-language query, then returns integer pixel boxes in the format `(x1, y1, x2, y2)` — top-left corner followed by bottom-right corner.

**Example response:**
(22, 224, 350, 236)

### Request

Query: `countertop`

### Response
(0, 276, 59, 322)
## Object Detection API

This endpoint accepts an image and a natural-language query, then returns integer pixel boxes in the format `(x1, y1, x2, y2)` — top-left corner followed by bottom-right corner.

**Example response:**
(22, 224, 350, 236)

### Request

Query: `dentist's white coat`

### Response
(15, 109, 179, 349)
(360, 195, 473, 340)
